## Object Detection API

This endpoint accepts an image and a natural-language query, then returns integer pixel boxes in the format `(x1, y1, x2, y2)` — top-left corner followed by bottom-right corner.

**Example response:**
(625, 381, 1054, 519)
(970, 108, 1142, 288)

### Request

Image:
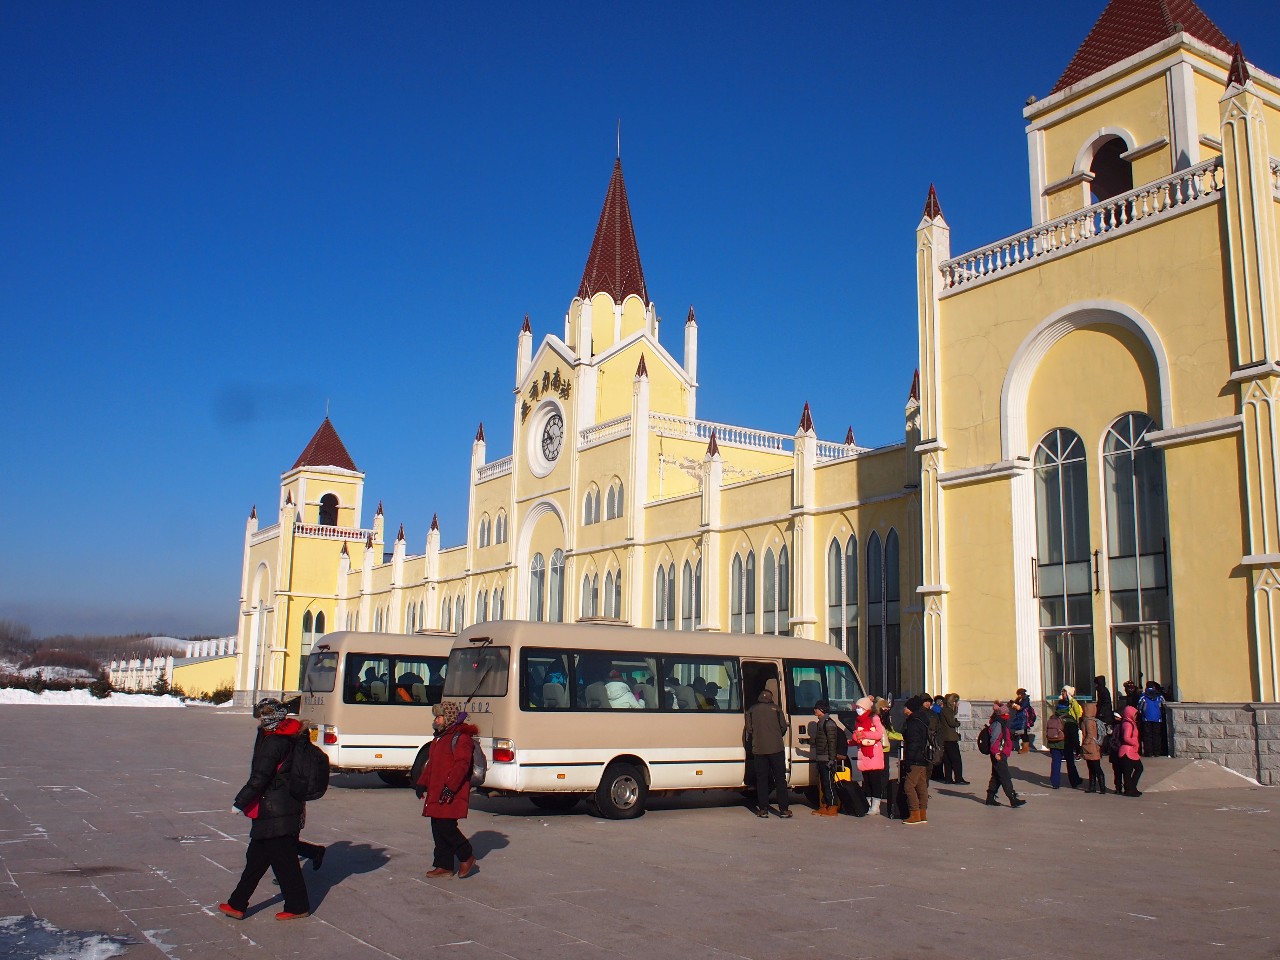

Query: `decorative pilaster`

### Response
(425, 515, 441, 628)
(1220, 45, 1279, 370)
(699, 432, 723, 631)
(517, 314, 533, 384)
(335, 542, 351, 631)
(790, 404, 818, 639)
(684, 305, 699, 418)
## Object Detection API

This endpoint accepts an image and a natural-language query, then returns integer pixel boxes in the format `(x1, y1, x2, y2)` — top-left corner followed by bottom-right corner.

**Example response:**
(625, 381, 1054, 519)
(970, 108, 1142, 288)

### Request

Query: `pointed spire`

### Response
(798, 402, 814, 434)
(845, 426, 855, 445)
(635, 354, 648, 379)
(578, 158, 648, 304)
(476, 422, 485, 443)
(397, 523, 405, 542)
(285, 491, 293, 506)
(250, 504, 257, 520)
(1052, 0, 1231, 94)
(1227, 41, 1250, 89)
(706, 430, 720, 458)
(521, 313, 531, 334)
(923, 184, 943, 221)
(909, 369, 921, 402)
(430, 513, 439, 532)
(292, 417, 358, 472)
(376, 500, 383, 517)
(686, 305, 697, 325)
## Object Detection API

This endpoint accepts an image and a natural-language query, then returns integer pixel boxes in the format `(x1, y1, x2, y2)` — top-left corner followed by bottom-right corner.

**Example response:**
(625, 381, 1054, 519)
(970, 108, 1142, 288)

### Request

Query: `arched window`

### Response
(1035, 428, 1095, 696)
(549, 549, 565, 623)
(694, 558, 702, 627)
(495, 511, 507, 544)
(744, 550, 756, 633)
(731, 553, 744, 632)
(614, 569, 623, 619)
(655, 565, 669, 629)
(681, 561, 694, 632)
(299, 611, 315, 689)
(591, 573, 599, 618)
(476, 589, 486, 624)
(762, 546, 790, 635)
(1088, 136, 1133, 204)
(442, 597, 451, 632)
(827, 539, 844, 650)
(406, 604, 415, 633)
(415, 602, 422, 630)
(606, 479, 624, 520)
(493, 587, 504, 621)
(318, 494, 338, 527)
(883, 529, 900, 694)
(454, 596, 464, 633)
(1104, 413, 1173, 692)
(374, 608, 383, 632)
(477, 515, 490, 547)
(583, 486, 600, 526)
(581, 574, 593, 618)
(604, 571, 615, 618)
(529, 553, 545, 622)
(315, 611, 325, 635)
(867, 533, 884, 691)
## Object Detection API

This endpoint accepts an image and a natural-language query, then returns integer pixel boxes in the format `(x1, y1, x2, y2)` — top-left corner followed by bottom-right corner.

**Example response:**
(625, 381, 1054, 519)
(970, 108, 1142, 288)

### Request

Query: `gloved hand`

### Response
(439, 786, 455, 804)
(414, 786, 425, 800)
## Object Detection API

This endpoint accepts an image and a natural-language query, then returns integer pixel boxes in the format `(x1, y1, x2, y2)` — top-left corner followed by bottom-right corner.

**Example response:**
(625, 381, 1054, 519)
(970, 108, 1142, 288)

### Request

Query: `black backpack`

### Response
(976, 724, 992, 755)
(925, 726, 942, 766)
(288, 737, 331, 802)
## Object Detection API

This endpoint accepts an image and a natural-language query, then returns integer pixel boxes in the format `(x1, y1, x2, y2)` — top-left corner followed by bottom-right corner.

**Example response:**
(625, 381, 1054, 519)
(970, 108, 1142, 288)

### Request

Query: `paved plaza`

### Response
(0, 705, 1277, 960)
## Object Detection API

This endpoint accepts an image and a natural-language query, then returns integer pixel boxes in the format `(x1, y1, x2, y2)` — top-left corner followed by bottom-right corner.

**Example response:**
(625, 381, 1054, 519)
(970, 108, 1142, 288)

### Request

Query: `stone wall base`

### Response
(949, 700, 1277, 785)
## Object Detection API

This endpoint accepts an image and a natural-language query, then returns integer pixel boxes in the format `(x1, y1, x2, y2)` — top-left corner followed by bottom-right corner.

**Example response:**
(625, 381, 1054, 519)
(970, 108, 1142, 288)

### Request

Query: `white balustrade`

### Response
(477, 456, 513, 482)
(816, 440, 867, 461)
(578, 415, 632, 449)
(294, 523, 376, 541)
(249, 523, 280, 546)
(941, 157, 1224, 291)
(649, 413, 793, 452)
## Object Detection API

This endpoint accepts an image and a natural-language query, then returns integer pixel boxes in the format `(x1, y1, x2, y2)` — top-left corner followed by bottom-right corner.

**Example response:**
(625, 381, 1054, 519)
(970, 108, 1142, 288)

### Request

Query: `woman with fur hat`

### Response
(219, 698, 311, 922)
(416, 704, 481, 877)
(851, 696, 886, 816)
(1080, 701, 1107, 794)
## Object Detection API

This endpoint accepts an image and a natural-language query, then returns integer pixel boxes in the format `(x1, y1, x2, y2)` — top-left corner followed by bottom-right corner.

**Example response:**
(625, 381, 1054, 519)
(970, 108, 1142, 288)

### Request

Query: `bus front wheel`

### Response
(594, 762, 648, 819)
(529, 794, 581, 812)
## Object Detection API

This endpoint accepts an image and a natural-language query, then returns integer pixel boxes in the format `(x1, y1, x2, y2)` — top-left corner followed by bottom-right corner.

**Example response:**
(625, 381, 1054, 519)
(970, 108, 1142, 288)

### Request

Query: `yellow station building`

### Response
(234, 0, 1280, 761)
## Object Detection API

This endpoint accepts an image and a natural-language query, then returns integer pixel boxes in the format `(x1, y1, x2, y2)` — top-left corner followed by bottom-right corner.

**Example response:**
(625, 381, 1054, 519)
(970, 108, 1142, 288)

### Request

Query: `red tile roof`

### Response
(1052, 0, 1231, 94)
(292, 418, 358, 472)
(578, 159, 648, 305)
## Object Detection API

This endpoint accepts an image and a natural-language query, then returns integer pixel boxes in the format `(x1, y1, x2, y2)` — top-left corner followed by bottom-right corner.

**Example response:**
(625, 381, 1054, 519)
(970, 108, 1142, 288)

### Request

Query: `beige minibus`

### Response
(438, 620, 864, 818)
(298, 630, 454, 784)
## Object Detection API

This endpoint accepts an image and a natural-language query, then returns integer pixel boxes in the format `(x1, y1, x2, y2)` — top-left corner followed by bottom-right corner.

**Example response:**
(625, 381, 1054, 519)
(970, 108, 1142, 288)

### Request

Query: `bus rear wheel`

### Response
(529, 794, 581, 812)
(594, 762, 648, 819)
(377, 771, 411, 787)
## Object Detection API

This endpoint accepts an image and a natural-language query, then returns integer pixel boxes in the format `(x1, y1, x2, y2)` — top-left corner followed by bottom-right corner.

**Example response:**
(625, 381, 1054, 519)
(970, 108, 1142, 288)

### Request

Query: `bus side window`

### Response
(662, 656, 740, 711)
(524, 650, 570, 710)
(787, 661, 823, 712)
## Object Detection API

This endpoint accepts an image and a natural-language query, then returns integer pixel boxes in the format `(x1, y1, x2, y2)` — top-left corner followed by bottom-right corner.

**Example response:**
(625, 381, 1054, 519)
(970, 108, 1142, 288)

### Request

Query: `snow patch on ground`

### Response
(0, 661, 99, 682)
(0, 688, 186, 708)
(0, 915, 132, 960)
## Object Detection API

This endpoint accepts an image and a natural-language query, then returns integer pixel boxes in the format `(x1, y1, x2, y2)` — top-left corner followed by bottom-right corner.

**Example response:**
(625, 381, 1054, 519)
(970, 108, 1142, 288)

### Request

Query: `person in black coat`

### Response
(1093, 676, 1114, 722)
(219, 699, 311, 921)
(900, 696, 932, 825)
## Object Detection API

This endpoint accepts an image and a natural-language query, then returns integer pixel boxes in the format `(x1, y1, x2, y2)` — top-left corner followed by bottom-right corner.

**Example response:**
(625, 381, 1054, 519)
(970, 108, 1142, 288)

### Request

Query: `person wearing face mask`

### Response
(851, 696, 886, 816)
(983, 700, 1025, 808)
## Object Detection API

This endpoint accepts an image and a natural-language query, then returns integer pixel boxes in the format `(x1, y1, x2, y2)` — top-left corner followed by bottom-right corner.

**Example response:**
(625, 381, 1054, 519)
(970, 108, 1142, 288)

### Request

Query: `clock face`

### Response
(541, 412, 564, 461)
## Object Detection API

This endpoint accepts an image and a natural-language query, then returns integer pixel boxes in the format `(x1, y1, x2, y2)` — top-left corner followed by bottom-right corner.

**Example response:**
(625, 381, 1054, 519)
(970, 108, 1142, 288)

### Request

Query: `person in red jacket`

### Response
(415, 704, 479, 878)
(1116, 705, 1144, 797)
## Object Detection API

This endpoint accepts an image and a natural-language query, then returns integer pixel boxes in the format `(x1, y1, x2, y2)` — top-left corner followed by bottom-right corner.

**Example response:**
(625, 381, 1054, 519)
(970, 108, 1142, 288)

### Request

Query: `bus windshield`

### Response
(302, 652, 338, 693)
(443, 646, 510, 699)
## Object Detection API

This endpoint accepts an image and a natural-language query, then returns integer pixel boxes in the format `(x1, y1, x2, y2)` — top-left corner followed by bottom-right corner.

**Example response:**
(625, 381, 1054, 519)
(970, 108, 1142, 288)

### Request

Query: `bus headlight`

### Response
(492, 739, 515, 763)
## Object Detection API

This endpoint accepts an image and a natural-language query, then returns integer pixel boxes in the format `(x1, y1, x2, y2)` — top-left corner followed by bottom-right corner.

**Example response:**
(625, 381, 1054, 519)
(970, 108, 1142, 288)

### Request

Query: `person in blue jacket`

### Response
(1137, 682, 1166, 757)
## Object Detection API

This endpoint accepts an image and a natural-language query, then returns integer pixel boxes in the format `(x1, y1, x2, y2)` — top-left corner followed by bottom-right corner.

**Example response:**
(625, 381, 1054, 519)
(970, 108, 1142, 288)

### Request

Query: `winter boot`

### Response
(1085, 781, 1096, 793)
(1018, 741, 1030, 754)
(868, 798, 881, 817)
(822, 802, 840, 816)
(810, 803, 827, 816)
(1098, 780, 1107, 795)
(918, 804, 928, 824)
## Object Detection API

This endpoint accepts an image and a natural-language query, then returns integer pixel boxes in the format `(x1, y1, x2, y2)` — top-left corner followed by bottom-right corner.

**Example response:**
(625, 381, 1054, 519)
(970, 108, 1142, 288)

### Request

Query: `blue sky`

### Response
(3, 1, 1276, 638)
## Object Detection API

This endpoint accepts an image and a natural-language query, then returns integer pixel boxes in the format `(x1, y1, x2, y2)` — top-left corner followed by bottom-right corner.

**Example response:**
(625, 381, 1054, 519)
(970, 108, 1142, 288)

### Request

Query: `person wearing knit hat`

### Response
(851, 696, 887, 816)
(899, 697, 931, 824)
(983, 701, 1025, 809)
(1057, 686, 1085, 781)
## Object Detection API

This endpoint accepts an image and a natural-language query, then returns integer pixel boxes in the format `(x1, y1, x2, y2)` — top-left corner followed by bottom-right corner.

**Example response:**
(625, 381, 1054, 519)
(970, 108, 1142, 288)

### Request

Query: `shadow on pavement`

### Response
(306, 841, 392, 910)
(468, 829, 510, 860)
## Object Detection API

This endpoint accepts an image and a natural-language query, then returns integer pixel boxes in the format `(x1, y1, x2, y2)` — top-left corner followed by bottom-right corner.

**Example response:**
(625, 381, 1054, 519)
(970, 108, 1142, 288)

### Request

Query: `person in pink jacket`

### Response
(851, 696, 886, 816)
(1116, 705, 1144, 797)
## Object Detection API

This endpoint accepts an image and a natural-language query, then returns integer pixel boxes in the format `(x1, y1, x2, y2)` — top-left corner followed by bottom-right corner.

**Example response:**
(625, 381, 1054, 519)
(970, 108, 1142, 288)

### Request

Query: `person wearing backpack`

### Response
(809, 699, 843, 817)
(416, 704, 480, 878)
(1079, 701, 1107, 794)
(900, 696, 932, 825)
(1137, 682, 1167, 757)
(1010, 688, 1038, 752)
(983, 701, 1026, 808)
(219, 698, 311, 922)
(1046, 700, 1082, 789)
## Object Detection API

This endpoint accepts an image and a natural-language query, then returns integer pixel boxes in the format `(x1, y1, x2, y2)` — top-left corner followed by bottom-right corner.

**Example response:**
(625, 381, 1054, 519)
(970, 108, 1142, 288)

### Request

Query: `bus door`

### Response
(741, 659, 786, 778)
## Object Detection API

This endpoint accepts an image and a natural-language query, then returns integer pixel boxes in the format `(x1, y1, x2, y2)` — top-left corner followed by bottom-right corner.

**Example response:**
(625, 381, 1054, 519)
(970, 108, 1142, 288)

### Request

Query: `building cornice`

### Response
(1145, 415, 1242, 449)
(937, 459, 1030, 488)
